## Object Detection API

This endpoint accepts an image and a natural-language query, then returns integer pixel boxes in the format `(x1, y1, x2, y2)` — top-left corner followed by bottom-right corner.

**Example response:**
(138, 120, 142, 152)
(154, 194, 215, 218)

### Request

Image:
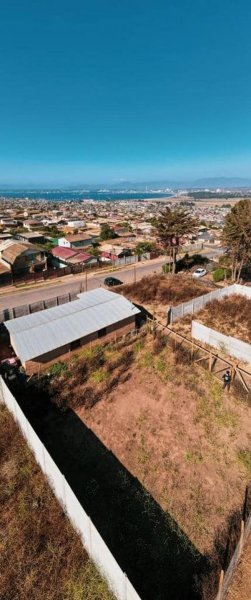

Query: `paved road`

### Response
(0, 258, 166, 310)
(0, 246, 224, 311)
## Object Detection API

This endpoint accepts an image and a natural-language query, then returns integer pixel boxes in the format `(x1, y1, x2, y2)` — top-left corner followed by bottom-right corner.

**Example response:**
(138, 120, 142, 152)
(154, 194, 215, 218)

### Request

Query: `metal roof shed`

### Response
(5, 288, 140, 365)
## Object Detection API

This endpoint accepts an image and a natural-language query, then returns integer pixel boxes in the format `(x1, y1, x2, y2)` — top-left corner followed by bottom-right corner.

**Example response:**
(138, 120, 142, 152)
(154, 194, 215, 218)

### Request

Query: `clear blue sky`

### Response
(1, 0, 251, 185)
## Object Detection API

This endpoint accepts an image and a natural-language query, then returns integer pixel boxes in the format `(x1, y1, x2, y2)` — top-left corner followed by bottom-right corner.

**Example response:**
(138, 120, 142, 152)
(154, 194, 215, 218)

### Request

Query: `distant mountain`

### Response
(188, 177, 251, 189)
(1, 176, 251, 191)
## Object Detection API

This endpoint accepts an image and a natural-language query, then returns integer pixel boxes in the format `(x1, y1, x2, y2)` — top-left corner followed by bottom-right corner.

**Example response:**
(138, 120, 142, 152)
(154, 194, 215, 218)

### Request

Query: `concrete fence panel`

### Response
(170, 284, 251, 324)
(13, 304, 30, 318)
(0, 377, 141, 600)
(192, 321, 251, 364)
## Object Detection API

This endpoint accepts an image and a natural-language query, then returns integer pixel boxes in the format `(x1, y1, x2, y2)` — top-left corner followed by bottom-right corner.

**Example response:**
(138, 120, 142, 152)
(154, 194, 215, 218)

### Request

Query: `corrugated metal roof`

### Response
(51, 246, 78, 259)
(5, 288, 140, 364)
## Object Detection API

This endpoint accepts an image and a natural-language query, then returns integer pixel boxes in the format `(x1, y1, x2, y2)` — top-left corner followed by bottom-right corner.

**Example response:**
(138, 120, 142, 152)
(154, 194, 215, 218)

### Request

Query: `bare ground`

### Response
(74, 336, 251, 557)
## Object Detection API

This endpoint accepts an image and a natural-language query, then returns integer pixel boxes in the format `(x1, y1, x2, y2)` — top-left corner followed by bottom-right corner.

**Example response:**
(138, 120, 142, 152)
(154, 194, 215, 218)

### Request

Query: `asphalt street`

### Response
(0, 246, 224, 311)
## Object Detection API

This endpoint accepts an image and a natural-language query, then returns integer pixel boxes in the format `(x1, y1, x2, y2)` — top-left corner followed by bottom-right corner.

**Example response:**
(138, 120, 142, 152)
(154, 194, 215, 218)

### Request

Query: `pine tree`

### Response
(155, 207, 197, 274)
(222, 200, 251, 282)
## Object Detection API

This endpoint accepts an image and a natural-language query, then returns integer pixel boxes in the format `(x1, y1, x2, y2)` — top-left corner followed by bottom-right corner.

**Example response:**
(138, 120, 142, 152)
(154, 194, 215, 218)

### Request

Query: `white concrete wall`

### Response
(0, 377, 141, 600)
(192, 321, 251, 364)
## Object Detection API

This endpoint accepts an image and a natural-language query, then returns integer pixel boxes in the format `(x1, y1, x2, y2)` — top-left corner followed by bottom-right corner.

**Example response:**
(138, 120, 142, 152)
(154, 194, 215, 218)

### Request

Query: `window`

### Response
(98, 327, 107, 338)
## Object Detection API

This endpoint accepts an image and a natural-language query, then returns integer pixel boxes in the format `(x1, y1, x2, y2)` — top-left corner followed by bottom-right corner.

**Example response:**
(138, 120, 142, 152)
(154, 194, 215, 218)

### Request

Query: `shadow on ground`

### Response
(15, 383, 210, 600)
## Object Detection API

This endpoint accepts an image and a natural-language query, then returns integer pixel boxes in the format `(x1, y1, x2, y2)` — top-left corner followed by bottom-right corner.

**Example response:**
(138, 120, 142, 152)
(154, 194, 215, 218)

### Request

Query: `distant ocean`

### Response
(0, 190, 173, 202)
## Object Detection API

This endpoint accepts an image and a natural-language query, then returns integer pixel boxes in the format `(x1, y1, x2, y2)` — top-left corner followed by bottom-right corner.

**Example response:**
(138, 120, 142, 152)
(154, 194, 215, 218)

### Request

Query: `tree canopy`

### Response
(222, 199, 251, 282)
(100, 224, 118, 240)
(155, 207, 197, 273)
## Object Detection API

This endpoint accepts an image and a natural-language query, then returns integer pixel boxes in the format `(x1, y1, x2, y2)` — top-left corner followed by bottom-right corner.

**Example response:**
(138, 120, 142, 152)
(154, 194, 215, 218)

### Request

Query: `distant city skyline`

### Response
(1, 0, 251, 185)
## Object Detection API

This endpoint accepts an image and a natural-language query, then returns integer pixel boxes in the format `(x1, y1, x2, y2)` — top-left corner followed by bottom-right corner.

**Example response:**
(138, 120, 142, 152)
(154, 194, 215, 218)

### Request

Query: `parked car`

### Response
(104, 276, 123, 287)
(192, 267, 207, 279)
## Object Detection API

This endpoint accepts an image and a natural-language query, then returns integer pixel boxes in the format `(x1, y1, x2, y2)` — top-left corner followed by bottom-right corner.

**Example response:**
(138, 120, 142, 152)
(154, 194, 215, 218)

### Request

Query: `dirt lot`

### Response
(117, 273, 212, 321)
(194, 294, 251, 344)
(15, 332, 251, 599)
(74, 335, 251, 557)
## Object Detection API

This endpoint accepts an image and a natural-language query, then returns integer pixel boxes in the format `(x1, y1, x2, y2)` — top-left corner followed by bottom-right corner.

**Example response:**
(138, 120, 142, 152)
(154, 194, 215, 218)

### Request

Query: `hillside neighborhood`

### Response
(1, 196, 251, 600)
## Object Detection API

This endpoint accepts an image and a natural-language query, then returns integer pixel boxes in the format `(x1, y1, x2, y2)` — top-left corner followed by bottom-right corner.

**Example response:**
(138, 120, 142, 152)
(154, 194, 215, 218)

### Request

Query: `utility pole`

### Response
(85, 270, 87, 292)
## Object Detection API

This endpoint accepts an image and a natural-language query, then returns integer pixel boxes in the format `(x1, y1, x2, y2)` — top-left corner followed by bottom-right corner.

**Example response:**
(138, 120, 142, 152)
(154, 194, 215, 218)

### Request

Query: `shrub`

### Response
(48, 362, 69, 377)
(213, 268, 231, 282)
(162, 263, 172, 273)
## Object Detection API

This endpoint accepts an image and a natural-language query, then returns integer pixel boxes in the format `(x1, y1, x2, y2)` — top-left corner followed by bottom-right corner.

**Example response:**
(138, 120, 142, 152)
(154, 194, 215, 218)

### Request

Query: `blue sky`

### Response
(0, 0, 251, 185)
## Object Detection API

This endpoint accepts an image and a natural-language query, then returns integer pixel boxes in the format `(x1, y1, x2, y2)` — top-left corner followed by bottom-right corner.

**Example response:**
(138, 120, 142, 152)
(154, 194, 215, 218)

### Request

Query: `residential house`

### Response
(5, 288, 140, 374)
(16, 232, 45, 245)
(50, 246, 98, 268)
(0, 240, 46, 275)
(58, 233, 99, 249)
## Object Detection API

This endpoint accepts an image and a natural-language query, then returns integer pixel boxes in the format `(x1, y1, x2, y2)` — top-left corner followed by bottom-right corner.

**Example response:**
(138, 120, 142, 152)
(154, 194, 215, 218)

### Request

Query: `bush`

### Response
(213, 268, 231, 283)
(162, 263, 172, 273)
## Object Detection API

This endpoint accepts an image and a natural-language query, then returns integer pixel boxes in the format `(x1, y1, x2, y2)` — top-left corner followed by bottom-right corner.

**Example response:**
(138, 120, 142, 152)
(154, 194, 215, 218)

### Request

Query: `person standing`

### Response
(223, 370, 231, 391)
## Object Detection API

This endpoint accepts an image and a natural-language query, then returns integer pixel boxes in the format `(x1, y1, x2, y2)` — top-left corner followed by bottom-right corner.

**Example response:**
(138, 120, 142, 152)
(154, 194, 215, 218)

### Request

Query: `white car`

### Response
(192, 267, 207, 278)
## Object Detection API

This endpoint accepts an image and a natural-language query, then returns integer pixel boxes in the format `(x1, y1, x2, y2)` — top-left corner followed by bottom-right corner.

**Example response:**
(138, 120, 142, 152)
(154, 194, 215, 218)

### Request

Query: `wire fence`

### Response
(0, 377, 141, 600)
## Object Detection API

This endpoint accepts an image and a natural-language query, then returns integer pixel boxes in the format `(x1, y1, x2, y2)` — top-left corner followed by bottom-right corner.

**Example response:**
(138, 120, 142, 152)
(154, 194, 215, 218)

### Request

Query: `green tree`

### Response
(100, 224, 118, 240)
(134, 241, 156, 256)
(155, 207, 197, 274)
(222, 199, 251, 282)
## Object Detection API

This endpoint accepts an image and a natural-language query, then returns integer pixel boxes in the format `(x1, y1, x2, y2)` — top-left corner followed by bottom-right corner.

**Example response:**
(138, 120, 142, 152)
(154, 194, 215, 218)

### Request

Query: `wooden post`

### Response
(217, 569, 224, 600)
(191, 341, 194, 361)
(238, 520, 245, 559)
(209, 352, 213, 372)
(231, 365, 236, 381)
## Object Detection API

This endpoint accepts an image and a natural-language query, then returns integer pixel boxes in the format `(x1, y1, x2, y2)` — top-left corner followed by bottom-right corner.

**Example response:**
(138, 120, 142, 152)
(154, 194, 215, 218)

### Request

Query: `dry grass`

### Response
(25, 331, 251, 599)
(47, 333, 251, 551)
(0, 404, 114, 600)
(117, 274, 211, 306)
(47, 340, 137, 411)
(196, 295, 251, 344)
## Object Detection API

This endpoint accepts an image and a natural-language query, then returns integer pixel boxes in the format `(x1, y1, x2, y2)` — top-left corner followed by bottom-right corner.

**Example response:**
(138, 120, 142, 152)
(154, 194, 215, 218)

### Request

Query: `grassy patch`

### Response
(238, 449, 251, 473)
(90, 369, 108, 384)
(185, 450, 203, 464)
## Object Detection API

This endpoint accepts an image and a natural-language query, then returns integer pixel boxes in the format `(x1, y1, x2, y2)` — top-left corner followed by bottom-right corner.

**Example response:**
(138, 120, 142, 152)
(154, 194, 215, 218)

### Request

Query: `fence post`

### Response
(216, 569, 224, 600)
(238, 520, 245, 559)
